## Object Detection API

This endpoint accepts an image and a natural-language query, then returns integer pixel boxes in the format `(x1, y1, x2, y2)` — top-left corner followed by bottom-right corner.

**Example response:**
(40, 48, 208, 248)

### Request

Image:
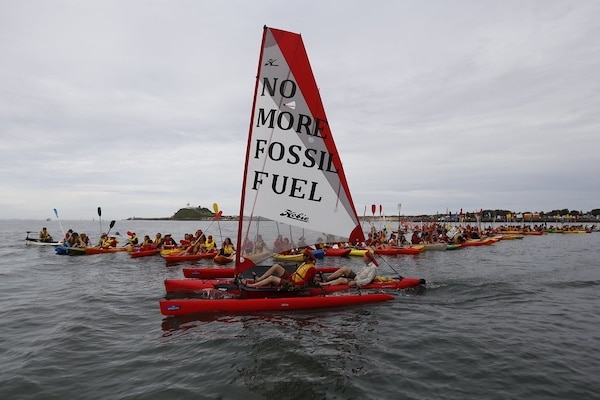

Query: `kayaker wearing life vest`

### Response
(141, 235, 153, 248)
(245, 249, 316, 288)
(125, 232, 138, 246)
(65, 232, 83, 247)
(219, 237, 235, 256)
(320, 252, 378, 287)
(204, 235, 217, 252)
(39, 227, 53, 243)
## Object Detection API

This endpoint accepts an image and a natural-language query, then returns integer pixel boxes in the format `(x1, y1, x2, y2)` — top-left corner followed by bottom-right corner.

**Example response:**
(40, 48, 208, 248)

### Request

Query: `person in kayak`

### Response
(204, 235, 217, 252)
(65, 232, 84, 247)
(39, 227, 54, 243)
(141, 235, 153, 248)
(219, 237, 235, 256)
(320, 252, 378, 287)
(244, 250, 316, 288)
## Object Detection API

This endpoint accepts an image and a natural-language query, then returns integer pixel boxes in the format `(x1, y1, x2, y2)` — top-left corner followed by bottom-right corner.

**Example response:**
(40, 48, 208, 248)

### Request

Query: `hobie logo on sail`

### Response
(280, 209, 309, 222)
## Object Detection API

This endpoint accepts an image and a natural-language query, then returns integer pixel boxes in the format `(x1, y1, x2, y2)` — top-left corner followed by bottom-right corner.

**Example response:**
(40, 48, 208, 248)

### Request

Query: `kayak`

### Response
(348, 248, 370, 257)
(25, 235, 62, 246)
(323, 248, 352, 257)
(84, 246, 128, 255)
(130, 248, 161, 258)
(55, 246, 87, 256)
(421, 243, 450, 251)
(374, 245, 424, 255)
(160, 293, 394, 316)
(164, 250, 219, 264)
(164, 275, 426, 295)
(214, 254, 234, 265)
(272, 249, 325, 262)
(459, 238, 495, 247)
(496, 234, 524, 240)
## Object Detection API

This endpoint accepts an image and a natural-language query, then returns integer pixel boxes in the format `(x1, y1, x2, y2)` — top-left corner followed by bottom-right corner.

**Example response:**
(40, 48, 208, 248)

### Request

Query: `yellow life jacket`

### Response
(222, 244, 234, 256)
(290, 262, 316, 285)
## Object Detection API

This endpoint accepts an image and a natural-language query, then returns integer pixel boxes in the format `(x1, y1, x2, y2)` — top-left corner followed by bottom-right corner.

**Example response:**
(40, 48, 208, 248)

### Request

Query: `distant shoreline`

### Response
(127, 216, 598, 224)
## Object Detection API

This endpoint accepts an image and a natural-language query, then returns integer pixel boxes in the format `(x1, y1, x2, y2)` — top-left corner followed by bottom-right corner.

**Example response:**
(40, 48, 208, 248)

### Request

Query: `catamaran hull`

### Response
(160, 293, 394, 316)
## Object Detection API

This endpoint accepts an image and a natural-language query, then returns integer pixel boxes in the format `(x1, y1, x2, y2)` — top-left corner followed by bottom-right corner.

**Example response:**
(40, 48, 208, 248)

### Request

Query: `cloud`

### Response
(1, 0, 599, 220)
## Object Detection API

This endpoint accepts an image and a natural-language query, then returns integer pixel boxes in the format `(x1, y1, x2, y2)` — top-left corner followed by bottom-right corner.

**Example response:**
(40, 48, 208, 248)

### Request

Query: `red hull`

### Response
(323, 248, 352, 257)
(164, 251, 218, 264)
(160, 293, 394, 316)
(164, 276, 425, 295)
(130, 249, 161, 258)
(83, 246, 128, 255)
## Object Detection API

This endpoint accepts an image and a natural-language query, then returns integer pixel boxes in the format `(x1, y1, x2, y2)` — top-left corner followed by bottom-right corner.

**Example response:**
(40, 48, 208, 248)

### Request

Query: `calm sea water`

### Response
(1, 219, 599, 400)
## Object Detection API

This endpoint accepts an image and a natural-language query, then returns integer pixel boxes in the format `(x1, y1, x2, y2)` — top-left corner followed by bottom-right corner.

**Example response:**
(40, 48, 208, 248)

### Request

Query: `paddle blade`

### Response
(212, 203, 219, 214)
(371, 204, 376, 216)
(215, 210, 223, 220)
(98, 207, 102, 217)
(109, 220, 116, 229)
(54, 208, 59, 218)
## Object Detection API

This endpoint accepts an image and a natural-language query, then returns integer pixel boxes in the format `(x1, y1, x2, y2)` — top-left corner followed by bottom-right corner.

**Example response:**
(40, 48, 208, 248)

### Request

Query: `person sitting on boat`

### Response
(388, 234, 398, 247)
(125, 232, 139, 246)
(297, 236, 307, 248)
(79, 233, 90, 247)
(153, 233, 164, 247)
(141, 235, 153, 248)
(97, 233, 109, 247)
(219, 237, 235, 256)
(105, 236, 119, 247)
(245, 250, 316, 288)
(398, 233, 410, 246)
(320, 252, 378, 287)
(254, 234, 266, 252)
(242, 237, 254, 254)
(204, 235, 217, 252)
(65, 232, 83, 247)
(411, 231, 422, 244)
(39, 227, 54, 243)
(162, 234, 177, 248)
(186, 234, 206, 254)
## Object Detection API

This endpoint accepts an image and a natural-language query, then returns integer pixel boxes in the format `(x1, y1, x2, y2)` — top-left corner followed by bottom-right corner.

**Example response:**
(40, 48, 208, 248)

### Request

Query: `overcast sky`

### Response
(1, 0, 599, 220)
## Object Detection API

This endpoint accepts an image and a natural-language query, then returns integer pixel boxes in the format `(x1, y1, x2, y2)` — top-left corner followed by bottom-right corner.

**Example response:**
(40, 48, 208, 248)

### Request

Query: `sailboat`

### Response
(160, 27, 424, 316)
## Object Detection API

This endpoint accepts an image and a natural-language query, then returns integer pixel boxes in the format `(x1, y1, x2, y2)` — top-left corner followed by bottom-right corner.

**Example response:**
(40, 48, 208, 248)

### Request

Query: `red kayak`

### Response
(164, 276, 426, 295)
(83, 246, 128, 255)
(130, 248, 161, 258)
(160, 293, 394, 316)
(460, 238, 495, 247)
(323, 248, 352, 257)
(164, 251, 219, 264)
(213, 254, 234, 265)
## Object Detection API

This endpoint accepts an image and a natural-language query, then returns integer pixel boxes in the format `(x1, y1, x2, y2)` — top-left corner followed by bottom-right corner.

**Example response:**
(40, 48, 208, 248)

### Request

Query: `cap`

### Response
(365, 251, 378, 266)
